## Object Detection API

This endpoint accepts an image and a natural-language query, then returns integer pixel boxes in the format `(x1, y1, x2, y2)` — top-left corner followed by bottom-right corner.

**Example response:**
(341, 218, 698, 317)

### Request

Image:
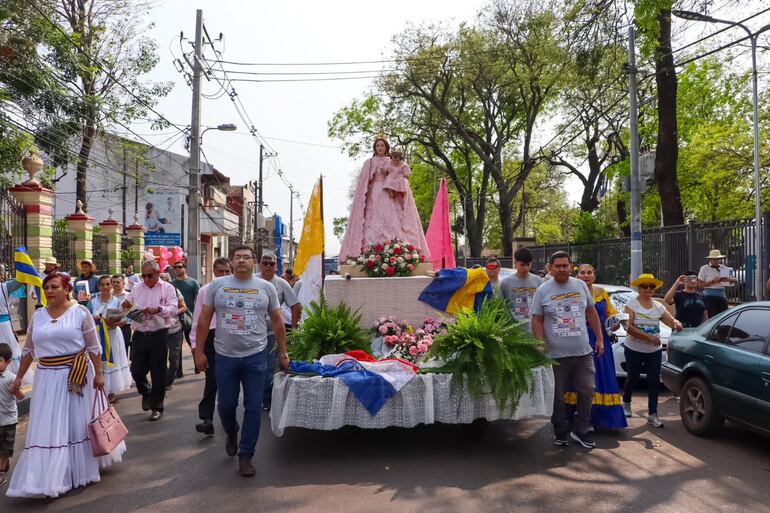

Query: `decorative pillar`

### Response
(66, 199, 94, 272)
(126, 212, 145, 268)
(9, 154, 55, 269)
(99, 208, 123, 275)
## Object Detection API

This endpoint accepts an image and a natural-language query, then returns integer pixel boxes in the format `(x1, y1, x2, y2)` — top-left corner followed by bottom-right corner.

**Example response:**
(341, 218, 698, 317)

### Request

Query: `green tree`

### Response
(45, 0, 171, 210)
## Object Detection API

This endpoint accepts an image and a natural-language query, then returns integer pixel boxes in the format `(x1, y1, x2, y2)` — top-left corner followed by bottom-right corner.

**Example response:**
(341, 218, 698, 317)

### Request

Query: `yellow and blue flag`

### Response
(418, 267, 492, 314)
(14, 246, 45, 306)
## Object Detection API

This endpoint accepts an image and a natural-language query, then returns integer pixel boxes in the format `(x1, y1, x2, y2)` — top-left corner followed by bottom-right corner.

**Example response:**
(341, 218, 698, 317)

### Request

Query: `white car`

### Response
(601, 284, 671, 379)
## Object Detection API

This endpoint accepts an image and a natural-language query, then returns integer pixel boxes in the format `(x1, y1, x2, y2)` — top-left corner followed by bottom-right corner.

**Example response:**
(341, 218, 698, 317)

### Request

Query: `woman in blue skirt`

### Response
(565, 264, 627, 430)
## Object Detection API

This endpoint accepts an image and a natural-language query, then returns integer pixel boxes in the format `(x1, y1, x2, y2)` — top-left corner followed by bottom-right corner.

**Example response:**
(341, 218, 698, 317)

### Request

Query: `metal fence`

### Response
(92, 233, 109, 275)
(525, 215, 768, 303)
(52, 224, 77, 275)
(0, 188, 27, 331)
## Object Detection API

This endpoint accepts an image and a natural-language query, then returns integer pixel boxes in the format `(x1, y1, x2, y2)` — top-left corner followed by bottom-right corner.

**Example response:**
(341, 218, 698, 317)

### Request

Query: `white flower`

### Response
(397, 256, 404, 263)
(368, 255, 375, 261)
(394, 244, 401, 250)
(381, 263, 389, 270)
(412, 253, 419, 261)
(357, 256, 365, 263)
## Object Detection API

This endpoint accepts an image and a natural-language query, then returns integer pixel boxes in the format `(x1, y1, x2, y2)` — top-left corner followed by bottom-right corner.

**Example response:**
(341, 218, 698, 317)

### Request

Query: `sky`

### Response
(131, 0, 485, 255)
(130, 0, 770, 256)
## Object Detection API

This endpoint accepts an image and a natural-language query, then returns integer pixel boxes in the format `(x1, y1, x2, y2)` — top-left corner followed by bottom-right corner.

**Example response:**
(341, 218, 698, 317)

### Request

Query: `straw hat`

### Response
(706, 249, 726, 259)
(43, 256, 58, 265)
(77, 258, 95, 272)
(631, 273, 664, 290)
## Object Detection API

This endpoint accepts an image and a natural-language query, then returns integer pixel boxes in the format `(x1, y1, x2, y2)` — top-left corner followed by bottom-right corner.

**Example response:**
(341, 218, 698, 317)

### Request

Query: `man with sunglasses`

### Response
(194, 246, 288, 477)
(485, 258, 502, 292)
(122, 260, 179, 421)
(255, 251, 301, 411)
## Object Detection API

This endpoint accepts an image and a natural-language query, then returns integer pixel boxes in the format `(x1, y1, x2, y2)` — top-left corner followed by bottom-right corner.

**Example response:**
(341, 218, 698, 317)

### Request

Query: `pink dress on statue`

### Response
(383, 161, 410, 195)
(339, 155, 431, 262)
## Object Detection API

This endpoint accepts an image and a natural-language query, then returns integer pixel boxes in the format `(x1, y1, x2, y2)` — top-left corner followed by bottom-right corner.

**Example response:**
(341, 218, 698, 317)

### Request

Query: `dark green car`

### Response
(661, 302, 770, 437)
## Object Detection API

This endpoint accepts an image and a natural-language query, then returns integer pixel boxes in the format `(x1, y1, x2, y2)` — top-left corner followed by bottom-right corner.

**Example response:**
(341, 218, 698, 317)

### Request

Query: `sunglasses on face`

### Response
(173, 265, 184, 269)
(638, 284, 656, 290)
(261, 261, 276, 267)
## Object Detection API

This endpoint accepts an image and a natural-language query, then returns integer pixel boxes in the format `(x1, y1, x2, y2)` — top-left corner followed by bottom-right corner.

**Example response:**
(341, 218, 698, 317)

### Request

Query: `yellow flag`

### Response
(294, 180, 324, 276)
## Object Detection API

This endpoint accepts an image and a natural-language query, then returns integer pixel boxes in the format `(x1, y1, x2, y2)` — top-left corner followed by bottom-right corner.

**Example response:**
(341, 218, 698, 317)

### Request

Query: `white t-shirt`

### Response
(624, 297, 666, 354)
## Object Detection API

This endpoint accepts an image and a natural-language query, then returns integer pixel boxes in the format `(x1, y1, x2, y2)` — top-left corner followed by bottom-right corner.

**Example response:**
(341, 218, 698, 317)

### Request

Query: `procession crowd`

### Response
(0, 241, 747, 496)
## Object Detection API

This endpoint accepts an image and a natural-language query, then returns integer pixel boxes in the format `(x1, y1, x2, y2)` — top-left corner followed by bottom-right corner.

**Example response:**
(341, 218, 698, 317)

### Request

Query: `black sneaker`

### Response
(225, 430, 238, 457)
(570, 431, 596, 449)
(553, 433, 570, 447)
(195, 419, 215, 435)
(141, 395, 151, 411)
(149, 410, 163, 421)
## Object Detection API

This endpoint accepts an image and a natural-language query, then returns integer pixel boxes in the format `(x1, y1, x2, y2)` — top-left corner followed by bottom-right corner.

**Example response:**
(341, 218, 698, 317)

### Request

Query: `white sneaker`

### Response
(647, 414, 664, 428)
(622, 402, 633, 418)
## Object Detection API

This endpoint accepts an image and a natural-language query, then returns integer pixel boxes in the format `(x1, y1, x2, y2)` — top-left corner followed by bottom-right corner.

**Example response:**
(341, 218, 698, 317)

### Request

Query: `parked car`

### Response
(661, 302, 770, 438)
(600, 284, 672, 378)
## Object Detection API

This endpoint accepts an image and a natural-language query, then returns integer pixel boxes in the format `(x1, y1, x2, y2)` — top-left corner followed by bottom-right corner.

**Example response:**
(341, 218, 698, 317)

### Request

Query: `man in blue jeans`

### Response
(194, 245, 289, 477)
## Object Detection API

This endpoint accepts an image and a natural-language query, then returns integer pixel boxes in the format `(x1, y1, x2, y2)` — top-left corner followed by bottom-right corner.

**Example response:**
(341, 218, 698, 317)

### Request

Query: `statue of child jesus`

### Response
(383, 148, 410, 200)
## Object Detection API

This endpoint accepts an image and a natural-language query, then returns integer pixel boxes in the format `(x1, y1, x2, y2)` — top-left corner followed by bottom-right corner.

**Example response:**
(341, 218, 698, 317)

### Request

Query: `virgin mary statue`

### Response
(339, 136, 431, 262)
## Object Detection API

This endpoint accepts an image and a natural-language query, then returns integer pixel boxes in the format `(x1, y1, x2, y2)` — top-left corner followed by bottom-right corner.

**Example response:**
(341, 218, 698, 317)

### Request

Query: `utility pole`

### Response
(122, 148, 127, 228)
(186, 9, 204, 280)
(288, 190, 294, 268)
(256, 144, 264, 259)
(628, 25, 642, 283)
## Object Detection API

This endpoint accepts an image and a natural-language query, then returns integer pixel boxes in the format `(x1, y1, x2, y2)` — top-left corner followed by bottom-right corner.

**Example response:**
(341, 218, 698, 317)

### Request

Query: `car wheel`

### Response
(680, 377, 724, 436)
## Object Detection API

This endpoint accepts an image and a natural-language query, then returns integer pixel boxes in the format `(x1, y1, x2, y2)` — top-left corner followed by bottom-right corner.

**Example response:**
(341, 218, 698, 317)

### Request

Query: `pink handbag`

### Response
(88, 390, 128, 457)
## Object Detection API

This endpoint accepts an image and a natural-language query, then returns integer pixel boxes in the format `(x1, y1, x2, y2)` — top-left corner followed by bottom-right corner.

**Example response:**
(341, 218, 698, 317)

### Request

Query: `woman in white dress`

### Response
(0, 280, 32, 385)
(7, 272, 125, 498)
(88, 275, 132, 401)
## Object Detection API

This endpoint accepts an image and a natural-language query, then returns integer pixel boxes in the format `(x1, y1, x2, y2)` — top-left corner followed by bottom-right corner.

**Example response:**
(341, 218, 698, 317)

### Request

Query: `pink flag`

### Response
(425, 177, 456, 270)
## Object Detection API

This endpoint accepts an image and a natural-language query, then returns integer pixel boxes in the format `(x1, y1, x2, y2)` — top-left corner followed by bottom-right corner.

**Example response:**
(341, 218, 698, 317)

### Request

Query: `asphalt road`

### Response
(2, 353, 769, 513)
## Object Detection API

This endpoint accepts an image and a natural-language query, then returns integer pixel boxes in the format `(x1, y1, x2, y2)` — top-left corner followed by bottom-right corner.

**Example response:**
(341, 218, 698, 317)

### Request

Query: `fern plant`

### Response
(424, 297, 553, 414)
(289, 293, 371, 361)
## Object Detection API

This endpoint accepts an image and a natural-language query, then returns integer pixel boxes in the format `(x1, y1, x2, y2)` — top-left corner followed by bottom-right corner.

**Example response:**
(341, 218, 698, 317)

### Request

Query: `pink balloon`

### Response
(159, 259, 169, 270)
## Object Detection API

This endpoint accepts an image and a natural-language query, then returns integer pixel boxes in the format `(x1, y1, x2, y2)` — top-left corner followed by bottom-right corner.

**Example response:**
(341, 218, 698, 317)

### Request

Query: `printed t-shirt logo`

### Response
(549, 291, 584, 337)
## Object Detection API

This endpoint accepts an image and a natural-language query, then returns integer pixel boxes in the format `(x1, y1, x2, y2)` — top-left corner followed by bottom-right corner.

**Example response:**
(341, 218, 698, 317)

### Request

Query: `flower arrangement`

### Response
(372, 316, 448, 363)
(347, 238, 426, 277)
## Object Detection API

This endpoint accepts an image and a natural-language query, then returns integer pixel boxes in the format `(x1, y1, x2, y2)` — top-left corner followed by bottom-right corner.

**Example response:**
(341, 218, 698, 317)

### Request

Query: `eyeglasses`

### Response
(142, 273, 157, 279)
(232, 255, 254, 262)
(638, 284, 656, 290)
(261, 261, 277, 267)
(485, 264, 499, 270)
(173, 265, 184, 269)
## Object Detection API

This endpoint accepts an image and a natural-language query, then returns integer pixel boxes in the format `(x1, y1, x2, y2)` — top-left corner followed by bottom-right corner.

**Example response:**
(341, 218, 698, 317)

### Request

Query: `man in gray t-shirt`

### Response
(531, 251, 603, 449)
(499, 247, 543, 332)
(194, 246, 287, 477)
(256, 250, 301, 410)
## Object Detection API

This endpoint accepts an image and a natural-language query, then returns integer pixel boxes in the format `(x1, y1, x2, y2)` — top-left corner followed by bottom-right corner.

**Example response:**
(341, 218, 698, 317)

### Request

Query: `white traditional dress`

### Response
(88, 294, 132, 395)
(0, 280, 32, 385)
(7, 304, 126, 498)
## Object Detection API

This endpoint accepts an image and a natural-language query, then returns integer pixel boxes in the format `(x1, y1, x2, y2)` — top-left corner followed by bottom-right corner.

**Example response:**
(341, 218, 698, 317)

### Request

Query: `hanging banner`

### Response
(144, 188, 184, 246)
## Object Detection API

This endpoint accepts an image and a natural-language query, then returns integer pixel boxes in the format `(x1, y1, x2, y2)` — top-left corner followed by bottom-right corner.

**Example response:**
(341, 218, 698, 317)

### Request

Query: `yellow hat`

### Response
(631, 273, 664, 290)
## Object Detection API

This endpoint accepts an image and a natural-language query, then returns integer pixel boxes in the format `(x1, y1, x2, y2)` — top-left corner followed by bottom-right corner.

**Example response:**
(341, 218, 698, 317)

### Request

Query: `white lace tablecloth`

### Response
(270, 366, 554, 436)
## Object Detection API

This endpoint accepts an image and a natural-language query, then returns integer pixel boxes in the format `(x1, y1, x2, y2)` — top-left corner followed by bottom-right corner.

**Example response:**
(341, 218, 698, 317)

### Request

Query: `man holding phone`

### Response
(697, 249, 737, 317)
(664, 271, 708, 328)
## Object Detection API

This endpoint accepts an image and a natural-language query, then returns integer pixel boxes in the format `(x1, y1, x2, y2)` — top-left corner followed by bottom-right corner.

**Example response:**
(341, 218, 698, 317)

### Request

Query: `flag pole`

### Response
(320, 174, 325, 291)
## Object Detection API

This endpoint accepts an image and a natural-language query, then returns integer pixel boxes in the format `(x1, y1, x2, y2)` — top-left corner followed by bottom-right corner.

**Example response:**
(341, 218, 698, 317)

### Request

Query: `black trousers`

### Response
(198, 330, 217, 421)
(120, 324, 132, 354)
(166, 329, 184, 387)
(130, 329, 169, 412)
(705, 295, 728, 318)
(198, 330, 217, 420)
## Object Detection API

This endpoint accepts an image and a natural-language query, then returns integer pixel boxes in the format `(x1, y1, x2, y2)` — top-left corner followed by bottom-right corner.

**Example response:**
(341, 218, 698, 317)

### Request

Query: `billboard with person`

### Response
(144, 188, 184, 246)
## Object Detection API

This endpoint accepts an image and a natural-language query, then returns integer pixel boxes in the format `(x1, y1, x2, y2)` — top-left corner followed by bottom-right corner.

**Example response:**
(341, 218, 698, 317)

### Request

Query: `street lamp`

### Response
(187, 122, 237, 281)
(673, 10, 770, 300)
